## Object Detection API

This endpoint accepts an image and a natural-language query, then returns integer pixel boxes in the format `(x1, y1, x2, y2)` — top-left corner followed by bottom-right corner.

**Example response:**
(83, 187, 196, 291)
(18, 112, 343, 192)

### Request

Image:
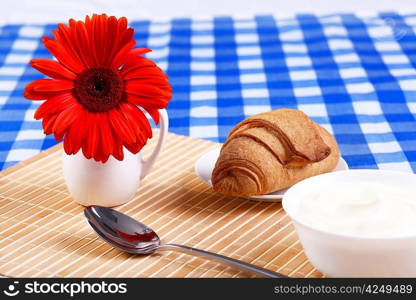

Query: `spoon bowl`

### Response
(85, 205, 160, 254)
(84, 205, 286, 278)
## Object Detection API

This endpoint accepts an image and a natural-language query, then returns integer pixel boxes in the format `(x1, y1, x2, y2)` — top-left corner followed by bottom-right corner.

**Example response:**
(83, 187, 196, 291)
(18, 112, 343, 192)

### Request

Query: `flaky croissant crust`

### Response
(212, 109, 339, 197)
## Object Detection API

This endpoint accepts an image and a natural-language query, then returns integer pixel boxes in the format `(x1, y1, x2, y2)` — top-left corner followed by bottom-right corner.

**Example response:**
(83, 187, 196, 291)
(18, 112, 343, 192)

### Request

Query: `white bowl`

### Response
(282, 170, 416, 277)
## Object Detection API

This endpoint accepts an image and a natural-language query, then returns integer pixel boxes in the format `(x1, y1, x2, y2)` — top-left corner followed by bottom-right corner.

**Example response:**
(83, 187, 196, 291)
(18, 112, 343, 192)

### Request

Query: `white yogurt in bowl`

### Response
(298, 181, 416, 238)
(282, 170, 416, 277)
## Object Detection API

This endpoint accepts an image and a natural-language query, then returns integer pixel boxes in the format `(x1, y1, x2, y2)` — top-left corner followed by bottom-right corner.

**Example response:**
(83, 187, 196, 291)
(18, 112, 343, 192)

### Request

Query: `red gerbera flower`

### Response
(24, 14, 172, 163)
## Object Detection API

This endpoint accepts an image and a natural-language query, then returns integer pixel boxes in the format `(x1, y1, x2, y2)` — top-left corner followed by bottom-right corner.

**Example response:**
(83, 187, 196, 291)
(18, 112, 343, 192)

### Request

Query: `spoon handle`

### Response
(158, 243, 286, 278)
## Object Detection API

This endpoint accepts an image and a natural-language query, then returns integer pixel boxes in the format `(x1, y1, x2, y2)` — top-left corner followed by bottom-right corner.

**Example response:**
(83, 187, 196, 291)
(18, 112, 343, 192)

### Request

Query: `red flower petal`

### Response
(91, 14, 104, 66)
(53, 24, 87, 70)
(108, 109, 137, 145)
(55, 130, 66, 142)
(97, 113, 114, 157)
(106, 17, 129, 65)
(30, 59, 76, 80)
(24, 89, 64, 100)
(120, 102, 152, 139)
(141, 106, 160, 125)
(82, 114, 99, 159)
(63, 129, 74, 154)
(122, 66, 168, 80)
(125, 81, 171, 100)
(26, 78, 73, 93)
(90, 13, 130, 68)
(113, 140, 124, 161)
(128, 78, 171, 92)
(42, 113, 59, 135)
(126, 92, 167, 108)
(25, 79, 73, 100)
(34, 93, 75, 120)
(120, 56, 156, 75)
(124, 139, 145, 155)
(101, 16, 119, 67)
(64, 109, 88, 154)
(69, 20, 93, 69)
(84, 113, 123, 162)
(111, 46, 149, 70)
(42, 37, 84, 74)
(53, 102, 82, 136)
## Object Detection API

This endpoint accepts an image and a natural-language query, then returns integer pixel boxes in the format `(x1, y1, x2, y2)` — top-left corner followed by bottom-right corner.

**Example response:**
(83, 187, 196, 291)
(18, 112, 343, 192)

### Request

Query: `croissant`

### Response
(211, 109, 339, 197)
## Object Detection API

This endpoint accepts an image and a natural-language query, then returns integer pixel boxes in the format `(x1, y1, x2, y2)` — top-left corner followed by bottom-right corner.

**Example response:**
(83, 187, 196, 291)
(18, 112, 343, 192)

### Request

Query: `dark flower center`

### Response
(73, 68, 124, 113)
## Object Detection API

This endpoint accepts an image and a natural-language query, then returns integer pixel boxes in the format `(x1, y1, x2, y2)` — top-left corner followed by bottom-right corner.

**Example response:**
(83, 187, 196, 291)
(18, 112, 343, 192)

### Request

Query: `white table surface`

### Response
(1, 0, 414, 24)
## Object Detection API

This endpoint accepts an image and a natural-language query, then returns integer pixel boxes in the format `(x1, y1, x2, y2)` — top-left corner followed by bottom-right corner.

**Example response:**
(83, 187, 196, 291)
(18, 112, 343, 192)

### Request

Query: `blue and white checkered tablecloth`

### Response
(1, 13, 416, 172)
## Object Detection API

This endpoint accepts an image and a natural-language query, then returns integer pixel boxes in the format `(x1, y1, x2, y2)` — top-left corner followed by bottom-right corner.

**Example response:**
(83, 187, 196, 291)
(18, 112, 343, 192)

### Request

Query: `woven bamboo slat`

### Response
(0, 131, 321, 278)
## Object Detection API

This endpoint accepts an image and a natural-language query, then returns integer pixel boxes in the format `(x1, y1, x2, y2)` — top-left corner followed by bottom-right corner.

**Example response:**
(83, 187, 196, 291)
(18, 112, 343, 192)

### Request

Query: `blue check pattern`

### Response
(1, 13, 416, 172)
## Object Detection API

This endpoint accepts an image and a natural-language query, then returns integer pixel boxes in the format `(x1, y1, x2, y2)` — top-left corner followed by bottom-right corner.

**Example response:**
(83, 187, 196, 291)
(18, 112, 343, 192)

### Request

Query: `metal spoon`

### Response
(84, 205, 286, 278)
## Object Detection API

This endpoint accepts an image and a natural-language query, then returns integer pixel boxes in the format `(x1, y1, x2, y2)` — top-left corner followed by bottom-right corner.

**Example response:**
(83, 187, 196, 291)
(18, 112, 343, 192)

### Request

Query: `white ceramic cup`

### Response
(62, 109, 169, 207)
(282, 170, 416, 277)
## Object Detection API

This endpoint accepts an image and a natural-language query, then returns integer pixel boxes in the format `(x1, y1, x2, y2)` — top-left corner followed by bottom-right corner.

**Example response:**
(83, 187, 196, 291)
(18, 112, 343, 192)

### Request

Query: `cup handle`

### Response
(140, 109, 169, 179)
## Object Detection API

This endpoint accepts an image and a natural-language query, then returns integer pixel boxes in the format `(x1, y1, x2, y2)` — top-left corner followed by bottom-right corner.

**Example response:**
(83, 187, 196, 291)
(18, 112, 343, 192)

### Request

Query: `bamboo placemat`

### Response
(0, 131, 322, 278)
